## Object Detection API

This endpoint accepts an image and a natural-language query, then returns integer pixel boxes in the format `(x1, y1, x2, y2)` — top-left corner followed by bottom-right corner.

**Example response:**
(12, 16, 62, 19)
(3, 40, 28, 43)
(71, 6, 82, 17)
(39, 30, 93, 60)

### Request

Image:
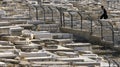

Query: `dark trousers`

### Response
(100, 14, 108, 19)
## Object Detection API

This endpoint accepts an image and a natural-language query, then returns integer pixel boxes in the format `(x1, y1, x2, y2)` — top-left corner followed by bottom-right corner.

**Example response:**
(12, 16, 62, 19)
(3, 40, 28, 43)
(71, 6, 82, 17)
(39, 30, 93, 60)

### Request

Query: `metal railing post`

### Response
(60, 7, 63, 27)
(90, 18, 93, 35)
(63, 12, 65, 27)
(68, 12, 73, 28)
(56, 7, 67, 27)
(25, 0, 35, 20)
(48, 6, 54, 22)
(108, 22, 115, 46)
(41, 6, 46, 21)
(56, 7, 63, 27)
(98, 20, 104, 40)
(34, 6, 39, 20)
(87, 14, 93, 35)
(104, 56, 111, 67)
(77, 12, 83, 30)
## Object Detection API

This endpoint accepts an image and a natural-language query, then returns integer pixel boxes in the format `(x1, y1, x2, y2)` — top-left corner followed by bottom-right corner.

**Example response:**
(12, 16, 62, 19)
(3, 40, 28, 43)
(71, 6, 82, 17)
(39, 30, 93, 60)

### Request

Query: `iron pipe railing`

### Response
(66, 10, 83, 29)
(112, 60, 120, 67)
(98, 19, 115, 46)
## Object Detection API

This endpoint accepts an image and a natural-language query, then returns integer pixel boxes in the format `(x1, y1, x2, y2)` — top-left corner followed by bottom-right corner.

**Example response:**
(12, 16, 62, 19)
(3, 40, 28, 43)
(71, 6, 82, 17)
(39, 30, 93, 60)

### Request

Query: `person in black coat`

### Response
(100, 6, 108, 19)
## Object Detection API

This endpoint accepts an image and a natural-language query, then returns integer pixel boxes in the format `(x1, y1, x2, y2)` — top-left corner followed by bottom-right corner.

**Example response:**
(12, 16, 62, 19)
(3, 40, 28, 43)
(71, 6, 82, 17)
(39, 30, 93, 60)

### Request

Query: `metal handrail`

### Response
(112, 60, 120, 67)
(66, 11, 83, 29)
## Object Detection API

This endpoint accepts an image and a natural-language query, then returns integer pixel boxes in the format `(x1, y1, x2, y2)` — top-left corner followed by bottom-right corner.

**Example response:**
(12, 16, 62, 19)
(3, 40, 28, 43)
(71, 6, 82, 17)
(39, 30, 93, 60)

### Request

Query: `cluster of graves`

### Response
(0, 0, 119, 67)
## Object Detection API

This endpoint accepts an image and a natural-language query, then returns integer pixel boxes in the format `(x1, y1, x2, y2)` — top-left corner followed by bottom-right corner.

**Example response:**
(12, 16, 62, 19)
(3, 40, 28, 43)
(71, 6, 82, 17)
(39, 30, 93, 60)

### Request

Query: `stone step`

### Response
(92, 45, 103, 49)
(93, 49, 116, 55)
